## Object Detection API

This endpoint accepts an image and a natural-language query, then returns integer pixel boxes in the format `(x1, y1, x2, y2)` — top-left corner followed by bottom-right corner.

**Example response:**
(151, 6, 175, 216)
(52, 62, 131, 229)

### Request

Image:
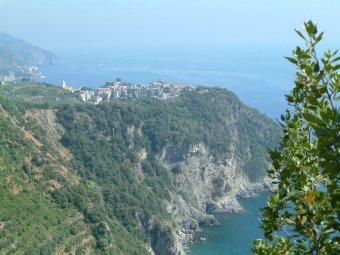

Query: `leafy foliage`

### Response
(253, 21, 340, 255)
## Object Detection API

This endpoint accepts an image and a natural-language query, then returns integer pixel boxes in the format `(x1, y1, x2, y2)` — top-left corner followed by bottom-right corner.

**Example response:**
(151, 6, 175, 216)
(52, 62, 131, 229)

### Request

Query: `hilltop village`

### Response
(62, 79, 195, 104)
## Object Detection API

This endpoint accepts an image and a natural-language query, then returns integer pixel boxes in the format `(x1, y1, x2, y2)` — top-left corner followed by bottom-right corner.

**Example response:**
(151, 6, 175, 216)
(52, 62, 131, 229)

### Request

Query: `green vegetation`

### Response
(253, 21, 340, 254)
(54, 87, 280, 252)
(0, 82, 280, 254)
(0, 82, 79, 106)
(0, 96, 95, 254)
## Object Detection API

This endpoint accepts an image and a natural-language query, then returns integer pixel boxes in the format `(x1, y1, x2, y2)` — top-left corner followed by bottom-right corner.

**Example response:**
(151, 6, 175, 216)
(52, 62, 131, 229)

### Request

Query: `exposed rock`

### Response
(156, 143, 271, 253)
(152, 228, 186, 255)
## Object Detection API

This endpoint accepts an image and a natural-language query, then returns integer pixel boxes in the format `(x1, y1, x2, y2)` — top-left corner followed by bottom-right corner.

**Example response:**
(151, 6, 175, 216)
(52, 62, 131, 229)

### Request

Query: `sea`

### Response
(39, 46, 294, 254)
(188, 192, 270, 255)
(39, 46, 295, 119)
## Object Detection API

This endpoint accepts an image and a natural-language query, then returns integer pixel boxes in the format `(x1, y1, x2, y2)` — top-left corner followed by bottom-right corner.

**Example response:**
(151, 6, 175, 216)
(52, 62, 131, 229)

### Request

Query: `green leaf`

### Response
(305, 21, 317, 35)
(332, 56, 340, 62)
(302, 112, 324, 125)
(314, 126, 331, 137)
(315, 32, 324, 44)
(320, 161, 339, 175)
(273, 160, 280, 170)
(295, 46, 302, 55)
(325, 50, 332, 59)
(296, 209, 306, 214)
(285, 218, 295, 225)
(305, 65, 313, 75)
(333, 64, 340, 71)
(295, 29, 307, 40)
(285, 94, 295, 103)
(285, 57, 298, 65)
(300, 52, 312, 59)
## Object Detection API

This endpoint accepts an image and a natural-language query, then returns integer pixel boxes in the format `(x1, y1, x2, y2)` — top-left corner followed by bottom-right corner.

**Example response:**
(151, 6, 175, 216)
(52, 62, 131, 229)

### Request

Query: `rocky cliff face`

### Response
(147, 142, 273, 254)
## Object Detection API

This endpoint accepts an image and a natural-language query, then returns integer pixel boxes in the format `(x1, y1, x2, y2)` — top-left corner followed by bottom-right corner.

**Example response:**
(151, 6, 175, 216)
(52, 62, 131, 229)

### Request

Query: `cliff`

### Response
(0, 83, 281, 254)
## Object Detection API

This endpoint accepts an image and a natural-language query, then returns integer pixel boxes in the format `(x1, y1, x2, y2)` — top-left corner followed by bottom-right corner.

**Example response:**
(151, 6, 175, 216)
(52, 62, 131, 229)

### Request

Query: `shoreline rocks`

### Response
(155, 143, 272, 255)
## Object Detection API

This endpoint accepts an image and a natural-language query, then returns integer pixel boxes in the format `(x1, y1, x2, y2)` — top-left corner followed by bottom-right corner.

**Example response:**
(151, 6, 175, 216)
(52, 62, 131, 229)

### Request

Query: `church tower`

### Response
(61, 80, 67, 89)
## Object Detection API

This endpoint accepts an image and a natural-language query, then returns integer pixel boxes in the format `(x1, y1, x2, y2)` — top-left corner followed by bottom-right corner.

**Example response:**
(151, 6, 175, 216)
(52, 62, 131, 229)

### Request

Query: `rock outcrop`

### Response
(151, 143, 272, 254)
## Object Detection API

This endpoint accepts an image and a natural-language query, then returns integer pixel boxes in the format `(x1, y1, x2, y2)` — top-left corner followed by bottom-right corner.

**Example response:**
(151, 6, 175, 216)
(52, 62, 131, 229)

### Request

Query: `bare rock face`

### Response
(153, 230, 187, 255)
(155, 143, 270, 254)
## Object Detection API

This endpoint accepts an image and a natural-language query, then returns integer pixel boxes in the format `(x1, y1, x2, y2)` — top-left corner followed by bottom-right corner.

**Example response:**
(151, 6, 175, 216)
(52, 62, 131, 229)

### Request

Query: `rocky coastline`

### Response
(149, 143, 273, 255)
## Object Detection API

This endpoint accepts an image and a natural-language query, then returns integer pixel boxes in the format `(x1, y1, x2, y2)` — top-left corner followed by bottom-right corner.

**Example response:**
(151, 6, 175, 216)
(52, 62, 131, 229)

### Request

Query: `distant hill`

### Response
(0, 31, 58, 81)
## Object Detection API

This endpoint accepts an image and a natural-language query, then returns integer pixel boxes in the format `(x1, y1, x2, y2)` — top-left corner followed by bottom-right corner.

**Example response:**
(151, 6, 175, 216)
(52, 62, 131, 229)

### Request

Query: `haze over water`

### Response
(40, 46, 295, 119)
(3, 0, 339, 119)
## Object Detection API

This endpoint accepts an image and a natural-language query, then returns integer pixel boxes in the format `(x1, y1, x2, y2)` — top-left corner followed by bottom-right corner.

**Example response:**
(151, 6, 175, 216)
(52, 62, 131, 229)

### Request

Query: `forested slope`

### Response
(0, 83, 281, 255)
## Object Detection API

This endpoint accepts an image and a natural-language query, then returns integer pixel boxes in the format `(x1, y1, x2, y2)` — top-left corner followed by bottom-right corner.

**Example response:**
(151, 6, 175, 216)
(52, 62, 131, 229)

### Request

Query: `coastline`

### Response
(187, 191, 270, 255)
(177, 177, 274, 255)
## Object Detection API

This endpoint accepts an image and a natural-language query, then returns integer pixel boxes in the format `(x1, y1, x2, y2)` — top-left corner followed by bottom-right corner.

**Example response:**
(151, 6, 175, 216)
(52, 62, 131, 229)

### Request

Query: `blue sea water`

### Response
(40, 46, 295, 119)
(189, 192, 270, 255)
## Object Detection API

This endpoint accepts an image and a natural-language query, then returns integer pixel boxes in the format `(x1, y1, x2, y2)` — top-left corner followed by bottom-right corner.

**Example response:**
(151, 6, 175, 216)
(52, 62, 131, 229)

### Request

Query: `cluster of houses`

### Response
(0, 71, 16, 84)
(62, 79, 194, 104)
(14, 65, 39, 75)
(0, 65, 41, 84)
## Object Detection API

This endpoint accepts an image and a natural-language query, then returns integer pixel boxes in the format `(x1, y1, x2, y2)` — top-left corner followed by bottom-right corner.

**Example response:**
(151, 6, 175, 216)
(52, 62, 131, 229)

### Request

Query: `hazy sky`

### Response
(0, 0, 339, 52)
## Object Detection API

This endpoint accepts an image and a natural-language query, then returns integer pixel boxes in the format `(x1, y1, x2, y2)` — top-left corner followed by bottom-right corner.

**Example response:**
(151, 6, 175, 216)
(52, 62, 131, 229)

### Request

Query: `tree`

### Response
(253, 21, 340, 254)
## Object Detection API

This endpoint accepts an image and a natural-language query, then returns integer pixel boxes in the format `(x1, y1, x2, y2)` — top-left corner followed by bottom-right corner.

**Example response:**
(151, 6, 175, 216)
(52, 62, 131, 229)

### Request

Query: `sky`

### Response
(0, 0, 339, 52)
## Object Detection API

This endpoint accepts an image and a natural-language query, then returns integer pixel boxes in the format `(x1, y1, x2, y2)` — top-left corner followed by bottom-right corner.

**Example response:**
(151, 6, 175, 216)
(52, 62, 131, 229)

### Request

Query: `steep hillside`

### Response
(0, 83, 281, 254)
(0, 32, 58, 81)
(0, 97, 97, 254)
